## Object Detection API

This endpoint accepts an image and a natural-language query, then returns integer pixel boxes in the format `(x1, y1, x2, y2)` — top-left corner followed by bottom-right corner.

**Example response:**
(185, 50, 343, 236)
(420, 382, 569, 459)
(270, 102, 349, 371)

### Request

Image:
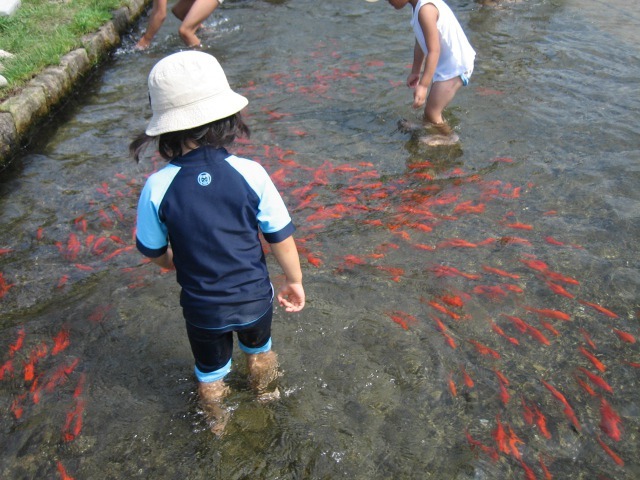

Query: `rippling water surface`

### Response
(1, 0, 639, 478)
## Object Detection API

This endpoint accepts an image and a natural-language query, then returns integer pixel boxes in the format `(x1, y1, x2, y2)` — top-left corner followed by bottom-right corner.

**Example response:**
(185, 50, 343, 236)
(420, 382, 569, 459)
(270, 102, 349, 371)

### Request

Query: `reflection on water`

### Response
(1, 0, 639, 478)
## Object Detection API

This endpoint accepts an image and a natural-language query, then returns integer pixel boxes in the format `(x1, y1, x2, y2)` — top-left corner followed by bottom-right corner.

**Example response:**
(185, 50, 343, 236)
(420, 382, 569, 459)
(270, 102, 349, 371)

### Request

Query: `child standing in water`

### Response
(130, 51, 305, 434)
(388, 0, 475, 145)
(135, 0, 223, 49)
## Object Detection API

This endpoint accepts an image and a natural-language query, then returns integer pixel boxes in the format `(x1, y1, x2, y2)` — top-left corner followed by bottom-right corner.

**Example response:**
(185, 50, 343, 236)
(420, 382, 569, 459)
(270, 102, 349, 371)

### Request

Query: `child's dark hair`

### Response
(130, 113, 250, 163)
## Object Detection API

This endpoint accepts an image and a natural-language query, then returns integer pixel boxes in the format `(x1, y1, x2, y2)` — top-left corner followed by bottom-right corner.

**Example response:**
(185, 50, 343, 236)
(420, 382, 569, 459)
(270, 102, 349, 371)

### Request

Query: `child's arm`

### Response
(407, 40, 425, 89)
(135, 0, 168, 50)
(413, 3, 441, 108)
(149, 246, 174, 270)
(270, 236, 305, 312)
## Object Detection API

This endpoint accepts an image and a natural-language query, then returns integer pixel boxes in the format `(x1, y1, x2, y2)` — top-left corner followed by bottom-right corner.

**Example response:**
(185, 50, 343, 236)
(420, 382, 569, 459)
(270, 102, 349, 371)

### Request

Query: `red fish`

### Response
(52, 328, 70, 355)
(578, 367, 613, 394)
(376, 265, 404, 282)
(596, 434, 624, 466)
(519, 460, 536, 480)
(498, 378, 510, 405)
(62, 398, 85, 442)
(447, 372, 457, 397)
(599, 398, 622, 442)
(454, 201, 485, 214)
(613, 329, 636, 344)
(519, 257, 549, 272)
(539, 454, 553, 480)
(57, 462, 74, 480)
(507, 222, 533, 230)
(490, 320, 520, 345)
(426, 300, 461, 320)
(541, 379, 581, 431)
(441, 295, 464, 308)
(579, 328, 597, 350)
(468, 340, 500, 359)
(539, 320, 560, 336)
(574, 373, 596, 397)
(579, 346, 606, 372)
(503, 314, 528, 333)
(8, 328, 26, 356)
(465, 431, 499, 461)
(385, 311, 417, 330)
(579, 300, 618, 318)
(492, 416, 509, 455)
(437, 238, 478, 248)
(473, 285, 508, 300)
(533, 405, 551, 439)
(482, 265, 520, 279)
(57, 275, 69, 289)
(544, 270, 580, 285)
(0, 359, 13, 380)
(461, 366, 474, 388)
(546, 281, 575, 299)
(545, 236, 565, 246)
(524, 306, 571, 321)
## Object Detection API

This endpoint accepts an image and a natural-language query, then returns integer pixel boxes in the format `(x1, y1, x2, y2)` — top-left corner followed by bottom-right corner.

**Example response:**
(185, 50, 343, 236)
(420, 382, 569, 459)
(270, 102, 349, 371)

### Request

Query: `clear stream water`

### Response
(1, 0, 639, 478)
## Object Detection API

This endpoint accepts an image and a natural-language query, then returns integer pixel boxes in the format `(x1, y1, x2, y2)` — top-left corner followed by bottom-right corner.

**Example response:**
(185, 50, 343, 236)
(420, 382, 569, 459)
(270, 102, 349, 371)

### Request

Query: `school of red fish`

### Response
(0, 43, 638, 479)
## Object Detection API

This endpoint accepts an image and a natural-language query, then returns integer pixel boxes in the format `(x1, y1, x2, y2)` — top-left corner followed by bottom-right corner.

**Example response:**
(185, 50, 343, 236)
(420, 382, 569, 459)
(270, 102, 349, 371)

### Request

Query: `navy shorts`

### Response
(184, 302, 273, 383)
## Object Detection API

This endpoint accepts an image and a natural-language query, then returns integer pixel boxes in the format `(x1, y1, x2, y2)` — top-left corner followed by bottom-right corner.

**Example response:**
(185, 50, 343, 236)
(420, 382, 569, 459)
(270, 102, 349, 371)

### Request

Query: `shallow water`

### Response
(1, 0, 639, 478)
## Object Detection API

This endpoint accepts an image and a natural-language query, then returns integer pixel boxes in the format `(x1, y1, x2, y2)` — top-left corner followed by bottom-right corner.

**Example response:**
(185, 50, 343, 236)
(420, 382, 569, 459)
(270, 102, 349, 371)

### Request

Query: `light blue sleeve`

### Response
(225, 156, 295, 241)
(135, 164, 180, 257)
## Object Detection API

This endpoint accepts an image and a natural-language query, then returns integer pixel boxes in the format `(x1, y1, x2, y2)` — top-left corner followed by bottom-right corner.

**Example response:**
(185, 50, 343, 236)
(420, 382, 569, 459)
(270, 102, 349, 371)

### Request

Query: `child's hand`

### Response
(277, 283, 305, 312)
(406, 73, 420, 88)
(412, 85, 428, 108)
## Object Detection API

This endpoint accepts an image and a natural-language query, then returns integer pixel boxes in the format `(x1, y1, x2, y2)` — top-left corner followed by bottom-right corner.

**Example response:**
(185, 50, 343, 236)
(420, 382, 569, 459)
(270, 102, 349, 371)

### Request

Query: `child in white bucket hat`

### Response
(131, 51, 305, 434)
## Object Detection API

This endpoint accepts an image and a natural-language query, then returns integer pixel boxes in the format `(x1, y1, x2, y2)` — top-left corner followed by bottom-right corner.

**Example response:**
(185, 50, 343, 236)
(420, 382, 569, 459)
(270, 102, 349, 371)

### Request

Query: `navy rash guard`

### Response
(136, 146, 295, 329)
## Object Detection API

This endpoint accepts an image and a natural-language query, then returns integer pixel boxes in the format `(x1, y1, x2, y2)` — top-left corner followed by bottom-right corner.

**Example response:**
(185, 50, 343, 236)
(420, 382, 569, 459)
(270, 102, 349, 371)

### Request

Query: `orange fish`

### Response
(62, 398, 85, 442)
(539, 320, 560, 336)
(461, 366, 474, 388)
(599, 398, 622, 442)
(541, 379, 581, 431)
(507, 222, 533, 230)
(546, 281, 575, 298)
(482, 265, 520, 280)
(437, 238, 478, 249)
(498, 379, 510, 405)
(448, 372, 457, 397)
(57, 462, 74, 480)
(524, 306, 571, 321)
(385, 311, 417, 330)
(507, 426, 523, 460)
(544, 270, 580, 285)
(519, 460, 536, 480)
(8, 328, 26, 356)
(52, 328, 70, 355)
(490, 320, 520, 345)
(596, 434, 624, 466)
(574, 373, 596, 397)
(545, 236, 565, 246)
(579, 300, 618, 318)
(533, 405, 551, 439)
(465, 430, 499, 461)
(441, 295, 464, 308)
(578, 367, 613, 394)
(579, 328, 597, 350)
(579, 346, 606, 372)
(426, 300, 461, 320)
(492, 416, 509, 455)
(0, 359, 13, 380)
(519, 257, 549, 272)
(468, 339, 500, 359)
(613, 329, 636, 344)
(538, 454, 553, 480)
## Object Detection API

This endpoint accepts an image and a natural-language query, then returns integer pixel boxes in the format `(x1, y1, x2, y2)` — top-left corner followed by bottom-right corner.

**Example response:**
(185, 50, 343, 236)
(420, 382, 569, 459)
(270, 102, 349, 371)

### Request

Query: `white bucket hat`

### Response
(145, 51, 248, 136)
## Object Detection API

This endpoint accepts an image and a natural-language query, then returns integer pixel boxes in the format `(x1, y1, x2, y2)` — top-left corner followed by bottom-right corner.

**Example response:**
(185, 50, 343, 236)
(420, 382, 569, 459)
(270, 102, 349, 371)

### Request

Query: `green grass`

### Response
(0, 0, 124, 98)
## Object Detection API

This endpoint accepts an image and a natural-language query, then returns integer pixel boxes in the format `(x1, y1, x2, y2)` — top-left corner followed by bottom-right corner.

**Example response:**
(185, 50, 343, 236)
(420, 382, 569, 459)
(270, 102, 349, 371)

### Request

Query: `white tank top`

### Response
(411, 0, 476, 82)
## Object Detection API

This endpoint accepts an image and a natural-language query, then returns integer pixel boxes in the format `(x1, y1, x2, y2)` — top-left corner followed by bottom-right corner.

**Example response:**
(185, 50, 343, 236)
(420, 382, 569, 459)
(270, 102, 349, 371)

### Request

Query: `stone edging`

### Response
(0, 0, 150, 168)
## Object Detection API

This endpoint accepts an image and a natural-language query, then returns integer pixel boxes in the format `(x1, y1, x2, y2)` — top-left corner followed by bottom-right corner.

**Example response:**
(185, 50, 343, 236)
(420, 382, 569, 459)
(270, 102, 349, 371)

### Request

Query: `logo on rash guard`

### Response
(197, 172, 212, 186)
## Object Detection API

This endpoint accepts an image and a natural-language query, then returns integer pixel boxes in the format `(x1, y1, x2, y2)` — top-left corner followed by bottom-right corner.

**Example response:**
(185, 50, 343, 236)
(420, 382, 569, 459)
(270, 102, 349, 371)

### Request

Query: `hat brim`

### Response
(145, 90, 248, 136)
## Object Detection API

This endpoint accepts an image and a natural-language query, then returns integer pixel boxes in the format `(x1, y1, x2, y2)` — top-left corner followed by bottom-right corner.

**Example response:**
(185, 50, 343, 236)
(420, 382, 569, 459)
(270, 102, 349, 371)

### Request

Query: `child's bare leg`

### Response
(419, 77, 463, 146)
(246, 350, 280, 400)
(174, 0, 221, 47)
(198, 379, 230, 436)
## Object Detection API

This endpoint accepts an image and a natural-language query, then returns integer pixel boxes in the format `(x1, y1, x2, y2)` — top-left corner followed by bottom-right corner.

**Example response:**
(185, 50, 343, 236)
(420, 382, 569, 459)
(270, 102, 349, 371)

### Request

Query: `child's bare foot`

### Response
(198, 380, 231, 436)
(246, 351, 280, 397)
(418, 133, 460, 146)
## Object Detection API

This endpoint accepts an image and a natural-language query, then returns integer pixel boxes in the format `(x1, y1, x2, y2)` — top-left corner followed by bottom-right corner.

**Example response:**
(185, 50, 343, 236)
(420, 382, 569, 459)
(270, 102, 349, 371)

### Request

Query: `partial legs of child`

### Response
(198, 378, 230, 436)
(246, 350, 281, 401)
(398, 76, 464, 146)
(419, 77, 463, 146)
(172, 0, 222, 48)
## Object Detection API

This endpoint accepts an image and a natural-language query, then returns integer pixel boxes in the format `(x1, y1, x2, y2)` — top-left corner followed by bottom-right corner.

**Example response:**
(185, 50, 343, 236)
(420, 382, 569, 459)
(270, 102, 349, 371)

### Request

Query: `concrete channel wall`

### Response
(0, 0, 150, 169)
